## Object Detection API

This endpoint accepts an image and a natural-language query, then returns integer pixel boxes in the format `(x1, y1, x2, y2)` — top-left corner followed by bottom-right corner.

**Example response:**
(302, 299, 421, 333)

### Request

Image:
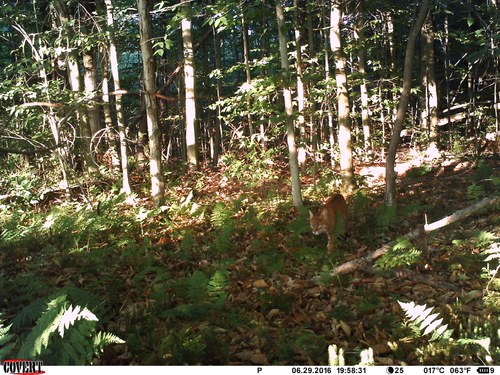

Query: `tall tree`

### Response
(276, 1, 303, 208)
(330, 0, 354, 194)
(80, 1, 101, 141)
(354, 0, 372, 158)
(422, 17, 438, 154)
(138, 0, 164, 205)
(181, 0, 199, 167)
(294, 0, 307, 169)
(52, 0, 96, 173)
(104, 0, 131, 195)
(240, 0, 254, 136)
(384, 0, 430, 206)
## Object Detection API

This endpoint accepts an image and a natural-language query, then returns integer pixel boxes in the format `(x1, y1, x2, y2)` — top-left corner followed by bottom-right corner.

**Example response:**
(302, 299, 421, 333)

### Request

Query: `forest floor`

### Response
(0, 149, 498, 365)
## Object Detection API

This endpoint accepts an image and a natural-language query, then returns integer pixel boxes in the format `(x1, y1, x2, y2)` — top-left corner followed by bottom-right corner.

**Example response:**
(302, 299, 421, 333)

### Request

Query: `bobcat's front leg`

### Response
(327, 235, 335, 255)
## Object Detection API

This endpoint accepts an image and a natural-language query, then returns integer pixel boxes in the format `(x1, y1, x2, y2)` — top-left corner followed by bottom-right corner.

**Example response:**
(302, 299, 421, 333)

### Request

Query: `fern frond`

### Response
(398, 301, 453, 341)
(0, 317, 15, 358)
(58, 305, 98, 338)
(211, 202, 232, 228)
(93, 331, 125, 355)
(19, 294, 68, 357)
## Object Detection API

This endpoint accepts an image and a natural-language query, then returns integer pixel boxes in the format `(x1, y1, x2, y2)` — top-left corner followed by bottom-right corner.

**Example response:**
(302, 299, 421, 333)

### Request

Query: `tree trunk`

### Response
(276, 2, 303, 208)
(105, 0, 132, 195)
(181, 0, 199, 168)
(424, 18, 439, 153)
(212, 24, 223, 165)
(384, 0, 430, 206)
(330, 0, 354, 195)
(53, 0, 96, 173)
(321, 0, 335, 166)
(82, 50, 101, 141)
(12, 23, 69, 191)
(138, 0, 164, 206)
(294, 0, 307, 169)
(354, 0, 372, 159)
(240, 1, 254, 136)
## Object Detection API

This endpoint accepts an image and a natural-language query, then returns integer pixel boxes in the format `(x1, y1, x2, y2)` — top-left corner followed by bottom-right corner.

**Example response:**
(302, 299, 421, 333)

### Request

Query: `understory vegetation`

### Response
(0, 146, 498, 365)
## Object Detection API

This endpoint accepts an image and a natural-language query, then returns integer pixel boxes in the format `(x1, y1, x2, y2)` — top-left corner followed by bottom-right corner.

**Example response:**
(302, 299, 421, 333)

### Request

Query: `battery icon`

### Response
(477, 368, 491, 374)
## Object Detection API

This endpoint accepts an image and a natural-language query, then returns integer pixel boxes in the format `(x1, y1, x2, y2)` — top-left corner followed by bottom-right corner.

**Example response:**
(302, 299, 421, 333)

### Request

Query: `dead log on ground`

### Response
(331, 194, 499, 276)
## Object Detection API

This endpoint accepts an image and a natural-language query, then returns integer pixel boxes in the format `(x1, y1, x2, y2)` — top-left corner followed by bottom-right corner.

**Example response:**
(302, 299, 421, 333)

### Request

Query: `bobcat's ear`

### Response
(309, 210, 314, 219)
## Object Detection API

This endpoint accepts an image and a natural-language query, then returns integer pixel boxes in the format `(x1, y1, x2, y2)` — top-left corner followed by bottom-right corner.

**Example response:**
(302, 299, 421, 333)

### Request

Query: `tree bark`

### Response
(138, 0, 164, 205)
(105, 0, 132, 195)
(181, 0, 199, 168)
(240, 1, 253, 136)
(294, 0, 307, 169)
(330, 0, 354, 194)
(424, 18, 439, 152)
(384, 0, 430, 206)
(276, 2, 303, 208)
(354, 0, 372, 158)
(212, 23, 223, 165)
(53, 0, 96, 173)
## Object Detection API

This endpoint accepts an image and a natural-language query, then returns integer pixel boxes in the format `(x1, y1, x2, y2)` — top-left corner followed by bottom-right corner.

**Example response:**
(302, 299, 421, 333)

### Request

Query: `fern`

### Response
(58, 305, 98, 338)
(16, 293, 123, 364)
(93, 331, 125, 355)
(19, 294, 68, 358)
(0, 315, 15, 358)
(398, 301, 453, 341)
(375, 239, 421, 269)
(375, 204, 397, 231)
(211, 202, 232, 228)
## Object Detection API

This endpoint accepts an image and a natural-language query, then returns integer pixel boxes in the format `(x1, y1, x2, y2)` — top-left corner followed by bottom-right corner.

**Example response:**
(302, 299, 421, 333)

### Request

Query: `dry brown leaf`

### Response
(250, 352, 269, 365)
(375, 356, 394, 365)
(373, 342, 391, 354)
(339, 320, 351, 336)
(252, 279, 269, 288)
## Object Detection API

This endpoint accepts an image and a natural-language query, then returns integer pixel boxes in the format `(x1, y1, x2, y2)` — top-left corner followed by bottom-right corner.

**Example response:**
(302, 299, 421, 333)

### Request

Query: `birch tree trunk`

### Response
(354, 0, 372, 158)
(105, 0, 132, 195)
(138, 0, 164, 206)
(240, 1, 254, 136)
(181, 0, 199, 167)
(294, 0, 307, 169)
(53, 0, 96, 173)
(276, 2, 303, 208)
(424, 18, 439, 153)
(330, 0, 354, 195)
(384, 0, 430, 206)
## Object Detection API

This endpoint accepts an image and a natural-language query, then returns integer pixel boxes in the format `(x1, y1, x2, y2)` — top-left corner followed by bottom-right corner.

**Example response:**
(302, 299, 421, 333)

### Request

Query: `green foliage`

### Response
(405, 165, 433, 178)
(376, 239, 421, 269)
(475, 159, 493, 180)
(398, 301, 453, 342)
(17, 293, 123, 364)
(164, 269, 229, 320)
(219, 141, 279, 187)
(0, 315, 15, 358)
(375, 204, 397, 231)
(211, 202, 232, 228)
(466, 184, 486, 201)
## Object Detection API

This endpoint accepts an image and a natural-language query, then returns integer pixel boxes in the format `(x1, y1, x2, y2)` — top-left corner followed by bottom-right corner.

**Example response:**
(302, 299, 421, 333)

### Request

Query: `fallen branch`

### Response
(331, 194, 499, 276)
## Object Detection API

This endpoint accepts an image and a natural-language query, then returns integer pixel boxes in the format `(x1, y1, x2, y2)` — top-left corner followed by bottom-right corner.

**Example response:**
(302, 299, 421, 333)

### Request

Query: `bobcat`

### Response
(309, 193, 348, 255)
